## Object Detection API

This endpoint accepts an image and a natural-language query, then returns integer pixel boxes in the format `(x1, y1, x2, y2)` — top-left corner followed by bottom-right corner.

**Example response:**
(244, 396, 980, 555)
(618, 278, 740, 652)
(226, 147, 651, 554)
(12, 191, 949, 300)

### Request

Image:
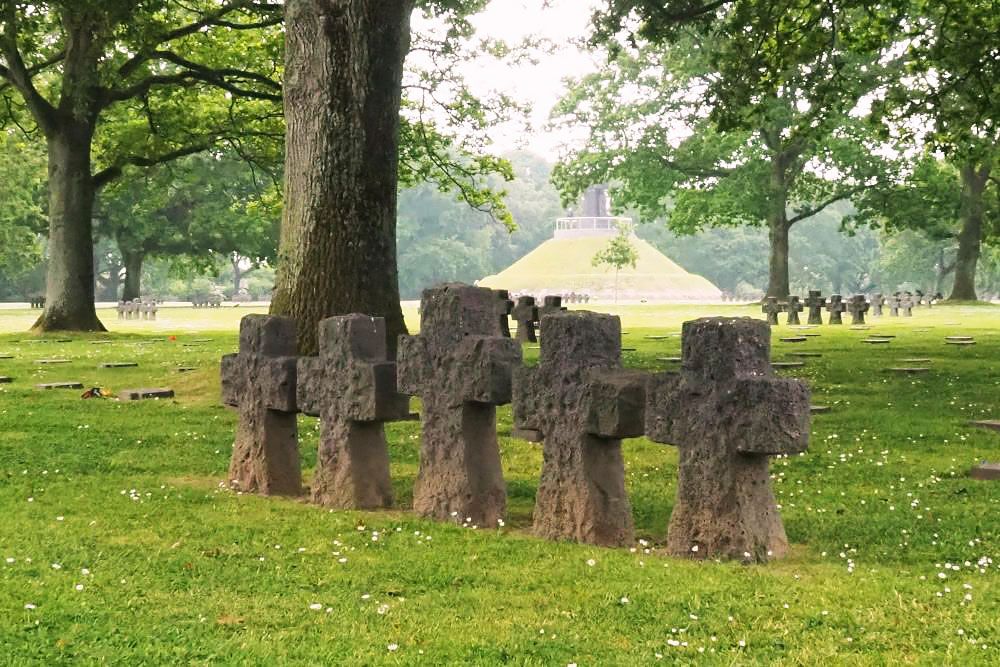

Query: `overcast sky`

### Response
(459, 0, 602, 157)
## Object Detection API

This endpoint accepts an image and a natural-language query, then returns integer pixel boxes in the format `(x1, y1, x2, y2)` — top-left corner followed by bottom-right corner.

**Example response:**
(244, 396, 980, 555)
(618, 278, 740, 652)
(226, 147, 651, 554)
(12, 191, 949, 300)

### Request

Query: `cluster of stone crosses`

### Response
(28, 296, 46, 309)
(116, 298, 158, 321)
(192, 293, 224, 308)
(221, 283, 811, 563)
(761, 290, 939, 326)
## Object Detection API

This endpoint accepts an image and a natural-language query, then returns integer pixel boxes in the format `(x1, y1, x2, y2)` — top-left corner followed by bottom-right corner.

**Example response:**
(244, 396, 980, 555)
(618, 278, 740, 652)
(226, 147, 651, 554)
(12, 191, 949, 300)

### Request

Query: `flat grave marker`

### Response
(810, 405, 831, 414)
(36, 359, 71, 364)
(779, 337, 807, 343)
(37, 382, 83, 390)
(968, 420, 1000, 432)
(886, 367, 930, 374)
(0, 376, 12, 383)
(788, 352, 822, 358)
(119, 388, 175, 400)
(862, 338, 892, 344)
(969, 463, 1000, 481)
(99, 362, 139, 368)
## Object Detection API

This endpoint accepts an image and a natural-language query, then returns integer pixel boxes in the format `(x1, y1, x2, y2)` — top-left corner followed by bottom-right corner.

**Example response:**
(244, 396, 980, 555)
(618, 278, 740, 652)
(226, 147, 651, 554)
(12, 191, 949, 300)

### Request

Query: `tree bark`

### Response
(765, 156, 791, 299)
(270, 0, 413, 355)
(948, 162, 990, 301)
(33, 126, 106, 331)
(121, 250, 144, 301)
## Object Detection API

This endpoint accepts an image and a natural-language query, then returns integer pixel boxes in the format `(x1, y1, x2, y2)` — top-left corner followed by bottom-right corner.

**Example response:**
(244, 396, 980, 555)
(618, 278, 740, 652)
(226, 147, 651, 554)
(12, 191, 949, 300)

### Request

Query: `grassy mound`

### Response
(478, 236, 721, 301)
(0, 303, 998, 663)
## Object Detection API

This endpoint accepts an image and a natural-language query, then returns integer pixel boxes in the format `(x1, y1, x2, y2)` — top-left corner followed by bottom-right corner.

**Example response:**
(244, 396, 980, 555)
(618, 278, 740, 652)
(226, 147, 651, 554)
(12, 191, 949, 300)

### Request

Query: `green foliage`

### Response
(0, 133, 45, 279)
(592, 227, 639, 272)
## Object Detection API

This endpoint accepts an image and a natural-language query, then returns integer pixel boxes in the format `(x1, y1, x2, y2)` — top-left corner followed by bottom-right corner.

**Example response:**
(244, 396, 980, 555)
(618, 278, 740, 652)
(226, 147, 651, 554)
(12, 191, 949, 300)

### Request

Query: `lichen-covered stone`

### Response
(645, 317, 810, 562)
(513, 311, 646, 547)
(397, 284, 521, 526)
(298, 314, 410, 509)
(847, 295, 869, 325)
(786, 296, 803, 325)
(221, 315, 300, 496)
(827, 294, 846, 325)
(805, 290, 825, 325)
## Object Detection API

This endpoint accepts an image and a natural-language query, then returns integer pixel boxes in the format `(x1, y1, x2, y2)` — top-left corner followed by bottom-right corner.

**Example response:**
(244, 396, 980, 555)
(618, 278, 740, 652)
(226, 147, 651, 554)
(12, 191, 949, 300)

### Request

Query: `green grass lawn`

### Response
(1, 303, 998, 665)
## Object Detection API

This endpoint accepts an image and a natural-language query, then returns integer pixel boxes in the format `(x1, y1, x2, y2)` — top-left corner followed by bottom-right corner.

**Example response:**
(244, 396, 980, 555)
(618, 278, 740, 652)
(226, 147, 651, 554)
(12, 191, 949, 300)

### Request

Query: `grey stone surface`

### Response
(398, 284, 521, 526)
(786, 296, 803, 325)
(872, 293, 885, 317)
(847, 295, 869, 325)
(513, 311, 646, 547)
(970, 463, 1000, 480)
(645, 317, 810, 562)
(221, 315, 300, 496)
(805, 291, 825, 325)
(512, 296, 538, 343)
(827, 295, 847, 325)
(118, 388, 175, 400)
(761, 297, 784, 326)
(492, 290, 514, 339)
(298, 314, 410, 509)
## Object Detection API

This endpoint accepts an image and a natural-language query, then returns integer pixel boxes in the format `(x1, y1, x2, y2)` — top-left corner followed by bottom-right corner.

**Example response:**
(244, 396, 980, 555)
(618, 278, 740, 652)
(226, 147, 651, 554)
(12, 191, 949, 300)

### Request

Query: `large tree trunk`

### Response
(270, 0, 413, 355)
(948, 162, 990, 301)
(764, 145, 794, 299)
(33, 126, 105, 332)
(121, 250, 144, 301)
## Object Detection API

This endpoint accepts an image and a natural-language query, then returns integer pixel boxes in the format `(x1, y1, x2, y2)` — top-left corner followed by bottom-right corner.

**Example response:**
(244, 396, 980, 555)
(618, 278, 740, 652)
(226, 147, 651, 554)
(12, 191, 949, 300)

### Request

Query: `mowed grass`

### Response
(0, 303, 998, 665)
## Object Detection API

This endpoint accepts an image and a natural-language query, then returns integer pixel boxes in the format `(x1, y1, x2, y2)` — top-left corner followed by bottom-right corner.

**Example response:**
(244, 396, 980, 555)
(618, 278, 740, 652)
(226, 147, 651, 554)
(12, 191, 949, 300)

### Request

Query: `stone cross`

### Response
(645, 317, 810, 562)
(786, 296, 804, 325)
(221, 315, 300, 496)
(512, 296, 538, 342)
(761, 297, 784, 326)
(888, 294, 900, 316)
(827, 294, 847, 325)
(513, 311, 646, 546)
(298, 314, 410, 509)
(117, 301, 126, 320)
(805, 290, 825, 325)
(871, 293, 885, 317)
(901, 293, 914, 316)
(492, 289, 514, 338)
(398, 283, 522, 526)
(537, 296, 566, 332)
(847, 295, 869, 325)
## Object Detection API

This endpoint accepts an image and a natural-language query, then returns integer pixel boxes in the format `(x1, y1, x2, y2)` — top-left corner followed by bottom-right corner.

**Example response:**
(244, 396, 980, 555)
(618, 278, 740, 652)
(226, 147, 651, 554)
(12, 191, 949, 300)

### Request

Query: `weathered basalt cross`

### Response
(786, 296, 804, 325)
(645, 317, 810, 562)
(805, 290, 825, 325)
(398, 283, 521, 526)
(298, 314, 411, 509)
(827, 294, 847, 325)
(847, 295, 869, 325)
(513, 311, 647, 547)
(512, 296, 538, 342)
(221, 315, 300, 496)
(871, 293, 885, 317)
(762, 297, 784, 325)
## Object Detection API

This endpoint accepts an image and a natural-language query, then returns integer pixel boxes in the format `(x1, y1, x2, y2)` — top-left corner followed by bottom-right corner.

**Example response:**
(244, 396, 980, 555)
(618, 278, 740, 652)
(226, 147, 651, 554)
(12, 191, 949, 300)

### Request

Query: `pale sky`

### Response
(450, 0, 602, 157)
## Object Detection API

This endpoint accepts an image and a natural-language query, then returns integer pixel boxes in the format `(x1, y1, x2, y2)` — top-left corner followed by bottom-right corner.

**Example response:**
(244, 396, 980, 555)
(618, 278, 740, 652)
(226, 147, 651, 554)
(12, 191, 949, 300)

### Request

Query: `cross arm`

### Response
(584, 369, 647, 439)
(354, 361, 410, 422)
(643, 372, 686, 444)
(220, 354, 241, 407)
(261, 357, 298, 413)
(456, 336, 521, 405)
(296, 357, 323, 417)
(727, 377, 810, 456)
(396, 334, 428, 396)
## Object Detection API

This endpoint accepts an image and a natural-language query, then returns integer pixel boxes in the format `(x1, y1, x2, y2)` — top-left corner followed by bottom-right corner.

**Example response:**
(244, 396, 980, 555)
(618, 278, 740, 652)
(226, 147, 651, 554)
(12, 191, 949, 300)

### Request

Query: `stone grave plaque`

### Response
(779, 336, 807, 343)
(37, 382, 83, 390)
(99, 362, 138, 368)
(119, 388, 175, 400)
(969, 463, 1000, 481)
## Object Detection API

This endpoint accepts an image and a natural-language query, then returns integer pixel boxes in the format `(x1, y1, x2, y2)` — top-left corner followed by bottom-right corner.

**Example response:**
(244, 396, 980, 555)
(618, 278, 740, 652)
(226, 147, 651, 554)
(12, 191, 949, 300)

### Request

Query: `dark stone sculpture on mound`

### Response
(221, 315, 301, 496)
(645, 317, 810, 562)
(513, 311, 647, 547)
(298, 314, 410, 509)
(398, 284, 521, 526)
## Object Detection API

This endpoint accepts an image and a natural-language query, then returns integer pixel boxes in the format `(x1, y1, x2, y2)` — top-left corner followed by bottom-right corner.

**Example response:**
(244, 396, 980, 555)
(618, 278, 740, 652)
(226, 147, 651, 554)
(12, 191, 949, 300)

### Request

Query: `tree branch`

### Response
(0, 1, 58, 134)
(787, 184, 869, 225)
(93, 143, 212, 189)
